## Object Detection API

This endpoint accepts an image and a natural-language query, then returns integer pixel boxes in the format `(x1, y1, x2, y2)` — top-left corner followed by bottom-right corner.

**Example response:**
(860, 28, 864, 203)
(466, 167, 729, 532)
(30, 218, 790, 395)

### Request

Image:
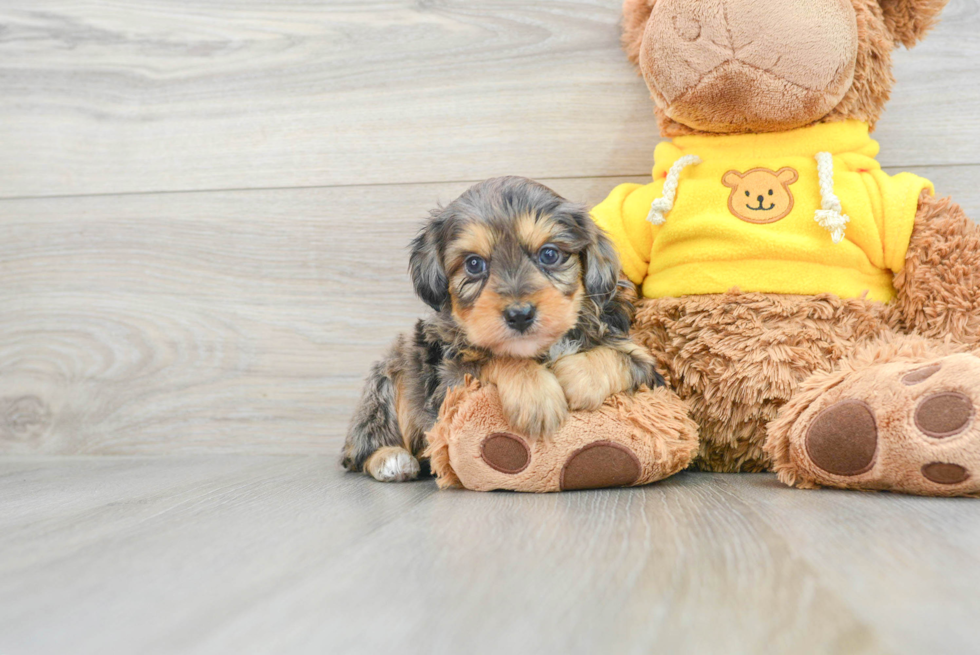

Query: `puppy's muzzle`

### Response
(503, 303, 536, 334)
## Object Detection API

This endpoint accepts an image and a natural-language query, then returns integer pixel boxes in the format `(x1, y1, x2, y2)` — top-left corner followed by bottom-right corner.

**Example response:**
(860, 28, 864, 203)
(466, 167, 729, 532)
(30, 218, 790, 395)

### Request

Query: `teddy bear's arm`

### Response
(891, 190, 980, 346)
(591, 183, 653, 286)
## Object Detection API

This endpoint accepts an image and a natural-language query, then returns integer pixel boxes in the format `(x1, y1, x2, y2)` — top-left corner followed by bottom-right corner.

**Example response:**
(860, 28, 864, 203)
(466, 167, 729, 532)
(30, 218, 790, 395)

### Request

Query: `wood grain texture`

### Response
(2, 169, 977, 455)
(1, 458, 979, 655)
(0, 176, 644, 455)
(0, 0, 978, 198)
(2, 3, 979, 652)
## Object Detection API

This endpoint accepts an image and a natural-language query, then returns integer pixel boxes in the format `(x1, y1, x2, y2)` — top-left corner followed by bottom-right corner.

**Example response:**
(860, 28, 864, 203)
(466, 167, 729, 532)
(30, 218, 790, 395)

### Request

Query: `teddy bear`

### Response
(590, 0, 980, 495)
(427, 0, 980, 497)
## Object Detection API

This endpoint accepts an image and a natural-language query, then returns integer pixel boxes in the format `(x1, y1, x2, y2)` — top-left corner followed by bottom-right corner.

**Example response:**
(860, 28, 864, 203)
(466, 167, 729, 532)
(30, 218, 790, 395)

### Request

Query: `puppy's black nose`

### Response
(757, 195, 765, 203)
(504, 304, 536, 333)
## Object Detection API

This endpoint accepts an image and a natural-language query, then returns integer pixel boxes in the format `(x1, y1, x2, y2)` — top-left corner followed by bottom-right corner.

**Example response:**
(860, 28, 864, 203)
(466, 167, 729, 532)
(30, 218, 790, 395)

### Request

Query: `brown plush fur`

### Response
(890, 190, 980, 347)
(620, 0, 651, 67)
(610, 0, 980, 497)
(622, 0, 940, 136)
(425, 380, 471, 490)
(423, 0, 971, 494)
(820, 1, 899, 131)
(425, 377, 699, 492)
(640, 0, 860, 134)
(879, 0, 947, 47)
(765, 334, 980, 496)
(632, 195, 980, 479)
(633, 291, 892, 471)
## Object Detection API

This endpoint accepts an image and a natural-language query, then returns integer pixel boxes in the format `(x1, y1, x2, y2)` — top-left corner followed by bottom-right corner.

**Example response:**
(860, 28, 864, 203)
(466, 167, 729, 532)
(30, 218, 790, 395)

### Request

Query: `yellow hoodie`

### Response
(591, 120, 933, 303)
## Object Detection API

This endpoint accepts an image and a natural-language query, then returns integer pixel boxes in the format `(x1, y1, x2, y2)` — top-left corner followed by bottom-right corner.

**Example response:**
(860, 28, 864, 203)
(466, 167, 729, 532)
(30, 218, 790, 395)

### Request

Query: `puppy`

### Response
(342, 176, 664, 482)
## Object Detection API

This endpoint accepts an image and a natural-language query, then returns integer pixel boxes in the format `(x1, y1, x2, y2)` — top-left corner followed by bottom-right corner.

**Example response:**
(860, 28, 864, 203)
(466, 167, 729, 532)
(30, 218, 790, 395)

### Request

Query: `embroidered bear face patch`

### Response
(722, 167, 799, 224)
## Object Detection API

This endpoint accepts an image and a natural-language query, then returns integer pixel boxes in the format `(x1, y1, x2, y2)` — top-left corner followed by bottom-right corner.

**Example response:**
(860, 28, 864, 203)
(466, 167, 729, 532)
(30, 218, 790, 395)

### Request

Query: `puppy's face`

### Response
(446, 214, 584, 358)
(410, 177, 620, 359)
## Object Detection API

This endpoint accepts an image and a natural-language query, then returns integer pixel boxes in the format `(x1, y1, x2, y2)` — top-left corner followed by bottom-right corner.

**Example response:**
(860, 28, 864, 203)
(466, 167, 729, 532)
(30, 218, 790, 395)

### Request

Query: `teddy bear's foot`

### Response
(766, 336, 980, 497)
(479, 434, 644, 490)
(425, 378, 698, 492)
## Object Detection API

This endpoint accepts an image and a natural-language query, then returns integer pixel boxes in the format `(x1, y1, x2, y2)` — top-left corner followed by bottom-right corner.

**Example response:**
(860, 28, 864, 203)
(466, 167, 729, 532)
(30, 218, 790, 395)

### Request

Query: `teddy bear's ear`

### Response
(722, 171, 743, 188)
(878, 0, 947, 48)
(776, 168, 799, 185)
(622, 0, 656, 66)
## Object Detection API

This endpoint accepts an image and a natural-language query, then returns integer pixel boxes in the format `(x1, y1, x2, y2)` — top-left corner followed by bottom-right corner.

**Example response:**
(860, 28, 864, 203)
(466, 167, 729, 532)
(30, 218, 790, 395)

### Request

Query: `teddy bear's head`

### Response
(622, 0, 947, 136)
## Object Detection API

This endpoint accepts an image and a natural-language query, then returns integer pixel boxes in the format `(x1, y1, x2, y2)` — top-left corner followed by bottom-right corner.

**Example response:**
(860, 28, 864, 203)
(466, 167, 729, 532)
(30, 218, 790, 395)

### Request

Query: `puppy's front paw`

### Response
(498, 369, 568, 439)
(553, 349, 628, 411)
(554, 357, 608, 411)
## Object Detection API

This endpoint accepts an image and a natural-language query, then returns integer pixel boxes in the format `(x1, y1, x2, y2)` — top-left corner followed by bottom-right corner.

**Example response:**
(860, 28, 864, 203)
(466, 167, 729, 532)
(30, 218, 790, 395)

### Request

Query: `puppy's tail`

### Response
(341, 360, 403, 472)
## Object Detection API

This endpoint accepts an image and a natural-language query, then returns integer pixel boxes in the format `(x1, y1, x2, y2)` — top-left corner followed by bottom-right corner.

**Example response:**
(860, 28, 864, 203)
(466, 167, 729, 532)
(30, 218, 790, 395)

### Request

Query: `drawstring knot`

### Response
(814, 151, 850, 243)
(647, 154, 701, 225)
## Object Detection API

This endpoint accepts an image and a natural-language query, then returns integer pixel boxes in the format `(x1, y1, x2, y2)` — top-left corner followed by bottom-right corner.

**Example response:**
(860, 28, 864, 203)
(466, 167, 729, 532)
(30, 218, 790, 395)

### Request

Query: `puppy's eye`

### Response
(538, 245, 562, 266)
(745, 190, 750, 197)
(464, 255, 487, 277)
(768, 189, 774, 196)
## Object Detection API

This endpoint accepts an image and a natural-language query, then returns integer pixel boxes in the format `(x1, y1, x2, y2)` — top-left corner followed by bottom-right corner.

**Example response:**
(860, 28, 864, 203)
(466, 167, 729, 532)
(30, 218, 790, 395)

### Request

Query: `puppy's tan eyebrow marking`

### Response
(448, 223, 496, 269)
(515, 213, 559, 252)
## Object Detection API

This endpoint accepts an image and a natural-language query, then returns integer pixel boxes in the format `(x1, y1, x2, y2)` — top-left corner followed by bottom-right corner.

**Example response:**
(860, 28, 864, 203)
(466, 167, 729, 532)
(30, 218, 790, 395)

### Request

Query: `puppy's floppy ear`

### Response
(622, 0, 656, 66)
(576, 210, 634, 336)
(878, 0, 947, 48)
(409, 211, 450, 311)
(580, 215, 622, 307)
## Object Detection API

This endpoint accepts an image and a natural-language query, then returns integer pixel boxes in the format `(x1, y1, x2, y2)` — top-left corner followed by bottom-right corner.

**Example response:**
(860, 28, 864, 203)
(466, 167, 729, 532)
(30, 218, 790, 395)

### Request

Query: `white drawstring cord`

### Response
(814, 151, 850, 243)
(646, 154, 702, 225)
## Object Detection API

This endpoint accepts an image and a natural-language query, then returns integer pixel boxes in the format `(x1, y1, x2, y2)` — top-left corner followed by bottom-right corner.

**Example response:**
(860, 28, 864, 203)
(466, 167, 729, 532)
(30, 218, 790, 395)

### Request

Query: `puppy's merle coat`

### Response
(342, 177, 663, 482)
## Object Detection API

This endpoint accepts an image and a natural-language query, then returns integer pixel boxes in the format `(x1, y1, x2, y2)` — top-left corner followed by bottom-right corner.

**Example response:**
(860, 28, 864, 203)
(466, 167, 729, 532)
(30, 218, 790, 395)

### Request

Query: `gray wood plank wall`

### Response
(1, 0, 979, 455)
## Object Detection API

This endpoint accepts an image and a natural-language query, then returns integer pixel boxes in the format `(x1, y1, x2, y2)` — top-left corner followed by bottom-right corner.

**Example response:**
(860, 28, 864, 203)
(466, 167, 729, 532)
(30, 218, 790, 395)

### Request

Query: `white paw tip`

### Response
(372, 451, 420, 482)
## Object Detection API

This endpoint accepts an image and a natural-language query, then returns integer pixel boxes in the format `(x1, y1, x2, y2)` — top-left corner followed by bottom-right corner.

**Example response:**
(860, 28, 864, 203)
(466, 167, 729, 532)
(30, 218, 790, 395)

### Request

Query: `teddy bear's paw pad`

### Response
(902, 363, 943, 385)
(480, 433, 530, 474)
(559, 441, 641, 491)
(915, 392, 974, 438)
(783, 353, 980, 496)
(921, 462, 970, 485)
(805, 400, 878, 476)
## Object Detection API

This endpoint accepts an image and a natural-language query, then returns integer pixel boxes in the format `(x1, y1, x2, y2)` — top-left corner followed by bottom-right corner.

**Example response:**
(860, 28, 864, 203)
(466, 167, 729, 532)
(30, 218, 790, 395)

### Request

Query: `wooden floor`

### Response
(2, 1, 980, 653)
(4, 457, 980, 655)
